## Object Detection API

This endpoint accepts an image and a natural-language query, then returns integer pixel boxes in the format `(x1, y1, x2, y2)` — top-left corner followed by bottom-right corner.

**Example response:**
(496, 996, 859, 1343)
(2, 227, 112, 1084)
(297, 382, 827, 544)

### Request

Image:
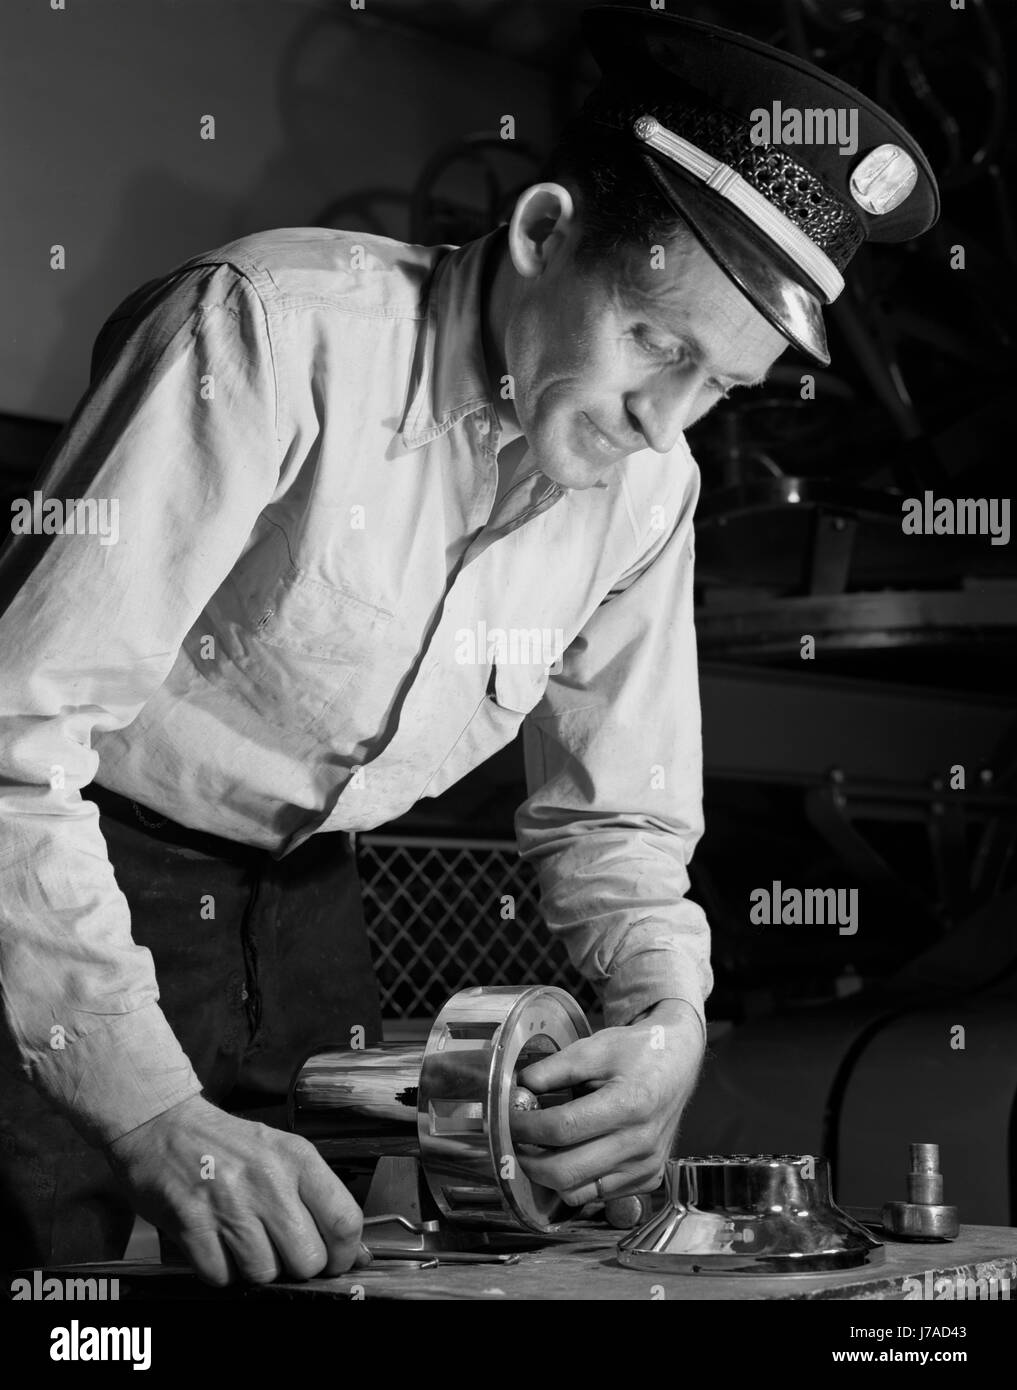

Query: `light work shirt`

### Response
(0, 225, 712, 1146)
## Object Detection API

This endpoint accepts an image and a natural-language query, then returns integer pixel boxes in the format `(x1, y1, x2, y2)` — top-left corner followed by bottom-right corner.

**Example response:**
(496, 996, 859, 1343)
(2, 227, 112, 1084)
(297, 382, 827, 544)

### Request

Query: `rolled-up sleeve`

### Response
(0, 263, 281, 1146)
(515, 453, 712, 1033)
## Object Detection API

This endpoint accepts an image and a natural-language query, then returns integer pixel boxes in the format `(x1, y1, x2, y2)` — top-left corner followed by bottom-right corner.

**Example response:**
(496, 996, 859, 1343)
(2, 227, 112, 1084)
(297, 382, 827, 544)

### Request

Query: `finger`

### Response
(297, 1151, 364, 1275)
(565, 1169, 661, 1210)
(220, 1219, 283, 1285)
(510, 1081, 637, 1149)
(515, 1034, 613, 1095)
(263, 1209, 329, 1282)
(517, 1132, 658, 1202)
(178, 1227, 236, 1288)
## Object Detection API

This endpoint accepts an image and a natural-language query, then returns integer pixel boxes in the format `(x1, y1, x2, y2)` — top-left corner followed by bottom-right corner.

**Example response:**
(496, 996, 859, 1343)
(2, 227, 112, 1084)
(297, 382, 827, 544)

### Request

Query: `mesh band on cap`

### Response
(587, 79, 866, 287)
(633, 114, 845, 302)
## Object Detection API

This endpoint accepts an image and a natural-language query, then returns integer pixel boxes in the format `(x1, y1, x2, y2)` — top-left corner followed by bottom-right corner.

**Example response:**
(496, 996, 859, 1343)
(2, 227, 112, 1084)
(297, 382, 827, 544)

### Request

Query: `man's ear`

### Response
(507, 182, 577, 279)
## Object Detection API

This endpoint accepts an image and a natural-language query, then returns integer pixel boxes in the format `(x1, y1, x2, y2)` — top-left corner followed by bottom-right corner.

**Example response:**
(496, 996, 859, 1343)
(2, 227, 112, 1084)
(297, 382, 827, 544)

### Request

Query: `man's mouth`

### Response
(580, 413, 627, 458)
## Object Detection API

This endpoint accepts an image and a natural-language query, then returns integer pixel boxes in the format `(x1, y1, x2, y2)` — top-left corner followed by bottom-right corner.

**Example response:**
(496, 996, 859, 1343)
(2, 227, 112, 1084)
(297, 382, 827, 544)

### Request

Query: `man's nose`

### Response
(625, 376, 702, 453)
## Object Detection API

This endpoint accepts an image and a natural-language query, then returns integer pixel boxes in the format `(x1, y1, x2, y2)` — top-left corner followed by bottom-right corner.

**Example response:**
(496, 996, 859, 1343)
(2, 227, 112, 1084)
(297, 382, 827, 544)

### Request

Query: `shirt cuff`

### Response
(602, 947, 708, 1042)
(31, 1002, 203, 1148)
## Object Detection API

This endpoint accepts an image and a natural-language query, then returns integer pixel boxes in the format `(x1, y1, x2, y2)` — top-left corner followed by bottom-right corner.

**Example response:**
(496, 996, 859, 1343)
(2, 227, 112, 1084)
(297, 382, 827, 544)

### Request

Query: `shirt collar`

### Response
(398, 225, 506, 451)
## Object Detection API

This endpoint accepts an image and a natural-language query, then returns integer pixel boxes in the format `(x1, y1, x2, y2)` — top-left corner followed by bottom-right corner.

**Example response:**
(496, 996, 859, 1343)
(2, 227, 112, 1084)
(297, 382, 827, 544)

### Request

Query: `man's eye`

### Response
(630, 329, 738, 398)
(632, 328, 684, 363)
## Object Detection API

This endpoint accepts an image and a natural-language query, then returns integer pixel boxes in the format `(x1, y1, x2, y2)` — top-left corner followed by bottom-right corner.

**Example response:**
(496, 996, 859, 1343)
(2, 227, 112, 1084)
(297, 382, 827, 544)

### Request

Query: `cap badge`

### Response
(849, 144, 918, 215)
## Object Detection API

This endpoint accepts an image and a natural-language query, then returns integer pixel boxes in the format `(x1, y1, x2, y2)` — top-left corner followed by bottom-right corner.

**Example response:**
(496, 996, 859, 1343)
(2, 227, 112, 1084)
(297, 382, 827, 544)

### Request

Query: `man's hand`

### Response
(105, 1094, 370, 1286)
(510, 999, 705, 1206)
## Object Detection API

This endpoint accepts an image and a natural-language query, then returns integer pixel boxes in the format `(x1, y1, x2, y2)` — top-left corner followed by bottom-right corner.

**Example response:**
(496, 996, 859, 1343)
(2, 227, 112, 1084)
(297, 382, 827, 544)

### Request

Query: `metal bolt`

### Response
(907, 1142, 944, 1204)
(882, 1141, 959, 1241)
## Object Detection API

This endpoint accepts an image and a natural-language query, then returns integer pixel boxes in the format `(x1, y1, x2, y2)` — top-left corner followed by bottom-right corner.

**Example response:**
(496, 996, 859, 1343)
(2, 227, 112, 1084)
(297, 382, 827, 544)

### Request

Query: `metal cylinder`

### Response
(882, 1139, 958, 1240)
(909, 1142, 940, 1174)
(906, 1142, 943, 1203)
(291, 1043, 426, 1160)
(909, 1173, 944, 1204)
(289, 985, 592, 1233)
(416, 985, 591, 1231)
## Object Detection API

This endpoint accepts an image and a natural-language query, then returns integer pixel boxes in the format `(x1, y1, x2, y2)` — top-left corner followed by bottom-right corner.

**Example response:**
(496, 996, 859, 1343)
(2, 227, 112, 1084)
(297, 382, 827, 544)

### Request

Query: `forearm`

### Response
(632, 996, 707, 1045)
(515, 807, 713, 1031)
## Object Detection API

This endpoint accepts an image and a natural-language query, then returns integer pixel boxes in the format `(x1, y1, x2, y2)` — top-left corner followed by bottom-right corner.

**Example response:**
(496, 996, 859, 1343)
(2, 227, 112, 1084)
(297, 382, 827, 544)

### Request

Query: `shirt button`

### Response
(474, 414, 491, 436)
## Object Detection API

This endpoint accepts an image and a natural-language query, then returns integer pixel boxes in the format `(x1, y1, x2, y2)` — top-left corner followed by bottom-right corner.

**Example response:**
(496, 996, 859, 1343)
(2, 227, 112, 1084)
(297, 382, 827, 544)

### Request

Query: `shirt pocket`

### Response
(254, 564, 392, 662)
(489, 660, 548, 716)
(417, 661, 548, 803)
(240, 564, 393, 732)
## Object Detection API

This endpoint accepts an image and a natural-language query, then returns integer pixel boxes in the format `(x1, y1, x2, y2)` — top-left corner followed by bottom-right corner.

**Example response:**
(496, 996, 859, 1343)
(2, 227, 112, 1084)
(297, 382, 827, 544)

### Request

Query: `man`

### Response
(0, 9, 937, 1285)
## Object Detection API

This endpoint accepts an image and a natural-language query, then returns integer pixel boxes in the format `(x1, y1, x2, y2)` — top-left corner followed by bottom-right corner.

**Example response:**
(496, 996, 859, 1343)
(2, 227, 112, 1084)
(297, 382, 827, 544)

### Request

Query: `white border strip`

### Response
(633, 115, 845, 303)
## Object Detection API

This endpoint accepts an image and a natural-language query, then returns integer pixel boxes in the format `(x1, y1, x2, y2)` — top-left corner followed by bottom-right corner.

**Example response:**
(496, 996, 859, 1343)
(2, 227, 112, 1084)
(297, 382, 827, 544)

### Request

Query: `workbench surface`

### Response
(34, 1223, 1017, 1301)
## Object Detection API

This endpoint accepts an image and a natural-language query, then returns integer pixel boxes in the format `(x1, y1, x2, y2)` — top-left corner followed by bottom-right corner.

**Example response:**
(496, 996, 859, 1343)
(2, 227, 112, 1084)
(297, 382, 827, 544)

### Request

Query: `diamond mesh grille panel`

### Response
(356, 834, 599, 1019)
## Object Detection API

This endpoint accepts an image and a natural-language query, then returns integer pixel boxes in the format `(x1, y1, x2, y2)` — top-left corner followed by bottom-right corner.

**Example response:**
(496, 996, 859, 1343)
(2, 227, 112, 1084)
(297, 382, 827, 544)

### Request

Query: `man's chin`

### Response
(537, 453, 615, 491)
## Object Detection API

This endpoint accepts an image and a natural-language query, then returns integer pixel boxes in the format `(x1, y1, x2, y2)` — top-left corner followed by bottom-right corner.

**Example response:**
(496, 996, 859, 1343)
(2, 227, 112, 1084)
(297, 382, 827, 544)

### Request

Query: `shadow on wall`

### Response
(39, 167, 242, 425)
(4, 0, 555, 422)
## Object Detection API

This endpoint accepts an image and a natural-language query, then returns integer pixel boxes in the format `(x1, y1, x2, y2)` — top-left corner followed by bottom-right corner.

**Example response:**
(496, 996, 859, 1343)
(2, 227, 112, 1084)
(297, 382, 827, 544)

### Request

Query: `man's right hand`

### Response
(105, 1094, 369, 1286)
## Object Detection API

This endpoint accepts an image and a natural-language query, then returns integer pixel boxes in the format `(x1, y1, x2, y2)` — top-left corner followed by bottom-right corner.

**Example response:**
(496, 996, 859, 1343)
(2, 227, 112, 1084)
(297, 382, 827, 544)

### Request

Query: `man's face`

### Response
(503, 216, 790, 490)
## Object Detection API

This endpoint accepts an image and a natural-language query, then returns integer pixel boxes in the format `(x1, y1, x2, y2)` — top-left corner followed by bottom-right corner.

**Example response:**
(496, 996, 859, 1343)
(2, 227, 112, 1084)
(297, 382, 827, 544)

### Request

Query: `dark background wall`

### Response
(0, 0, 558, 422)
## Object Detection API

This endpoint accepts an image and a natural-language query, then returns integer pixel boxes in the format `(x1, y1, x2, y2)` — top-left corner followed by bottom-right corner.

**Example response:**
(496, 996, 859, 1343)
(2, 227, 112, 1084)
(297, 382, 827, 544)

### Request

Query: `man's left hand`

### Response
(510, 999, 705, 1206)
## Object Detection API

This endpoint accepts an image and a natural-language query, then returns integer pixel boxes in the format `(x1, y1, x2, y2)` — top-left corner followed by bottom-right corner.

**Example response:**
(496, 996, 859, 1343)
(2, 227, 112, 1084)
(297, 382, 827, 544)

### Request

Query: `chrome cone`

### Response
(617, 1153, 884, 1275)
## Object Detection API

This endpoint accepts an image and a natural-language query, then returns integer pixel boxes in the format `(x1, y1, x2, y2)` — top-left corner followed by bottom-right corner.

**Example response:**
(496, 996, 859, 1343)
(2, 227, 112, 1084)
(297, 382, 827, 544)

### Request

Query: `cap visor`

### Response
(639, 151, 831, 364)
